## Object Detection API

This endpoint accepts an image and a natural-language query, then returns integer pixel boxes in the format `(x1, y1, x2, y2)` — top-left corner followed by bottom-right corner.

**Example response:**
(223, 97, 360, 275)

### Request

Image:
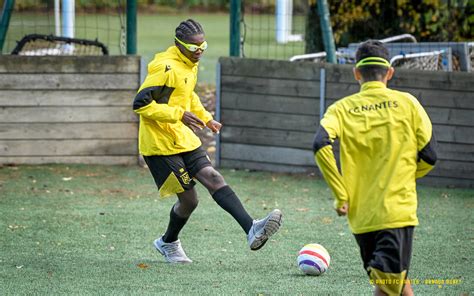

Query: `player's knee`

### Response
(184, 195, 199, 210)
(208, 168, 226, 187)
(179, 197, 199, 215)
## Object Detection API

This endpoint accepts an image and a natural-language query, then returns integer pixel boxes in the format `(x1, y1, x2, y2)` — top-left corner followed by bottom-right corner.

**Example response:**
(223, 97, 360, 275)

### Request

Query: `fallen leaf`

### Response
(8, 225, 20, 231)
(137, 263, 149, 269)
(322, 217, 333, 224)
(296, 208, 309, 212)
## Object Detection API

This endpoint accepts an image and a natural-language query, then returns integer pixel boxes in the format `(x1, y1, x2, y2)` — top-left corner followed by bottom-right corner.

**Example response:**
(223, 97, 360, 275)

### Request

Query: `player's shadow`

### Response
(288, 272, 321, 278)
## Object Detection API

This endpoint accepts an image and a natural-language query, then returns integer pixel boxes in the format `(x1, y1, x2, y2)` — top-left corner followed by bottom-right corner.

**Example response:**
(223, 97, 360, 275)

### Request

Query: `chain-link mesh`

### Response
(1, 1, 126, 55)
(240, 0, 472, 72)
(241, 0, 307, 60)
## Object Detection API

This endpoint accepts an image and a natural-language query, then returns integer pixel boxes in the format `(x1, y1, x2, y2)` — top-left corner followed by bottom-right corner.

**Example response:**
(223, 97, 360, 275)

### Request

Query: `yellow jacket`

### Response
(313, 81, 437, 234)
(133, 46, 213, 156)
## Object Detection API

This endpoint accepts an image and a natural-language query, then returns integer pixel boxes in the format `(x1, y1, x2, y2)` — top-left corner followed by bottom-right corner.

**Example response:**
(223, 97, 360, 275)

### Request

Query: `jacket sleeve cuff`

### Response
(202, 112, 213, 124)
(334, 199, 347, 209)
(176, 106, 185, 121)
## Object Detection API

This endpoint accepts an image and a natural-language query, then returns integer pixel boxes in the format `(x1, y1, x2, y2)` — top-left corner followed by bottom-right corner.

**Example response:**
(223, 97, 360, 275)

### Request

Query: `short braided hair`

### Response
(175, 19, 204, 41)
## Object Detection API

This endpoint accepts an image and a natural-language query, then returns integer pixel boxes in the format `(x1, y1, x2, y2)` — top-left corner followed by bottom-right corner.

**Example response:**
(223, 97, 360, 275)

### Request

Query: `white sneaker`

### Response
(154, 236, 192, 263)
(247, 209, 282, 251)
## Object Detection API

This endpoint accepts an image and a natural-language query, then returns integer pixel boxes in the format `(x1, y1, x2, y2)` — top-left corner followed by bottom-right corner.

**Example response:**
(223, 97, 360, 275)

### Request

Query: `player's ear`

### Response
(352, 67, 362, 82)
(175, 41, 186, 55)
(386, 67, 395, 81)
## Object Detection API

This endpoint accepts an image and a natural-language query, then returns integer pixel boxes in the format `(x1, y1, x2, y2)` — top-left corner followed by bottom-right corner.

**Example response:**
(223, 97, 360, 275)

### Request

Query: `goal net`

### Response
(11, 34, 108, 56)
(390, 52, 443, 71)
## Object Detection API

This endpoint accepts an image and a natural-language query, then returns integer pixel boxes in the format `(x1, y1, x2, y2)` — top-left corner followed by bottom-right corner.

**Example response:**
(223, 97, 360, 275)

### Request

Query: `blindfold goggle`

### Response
(175, 37, 208, 52)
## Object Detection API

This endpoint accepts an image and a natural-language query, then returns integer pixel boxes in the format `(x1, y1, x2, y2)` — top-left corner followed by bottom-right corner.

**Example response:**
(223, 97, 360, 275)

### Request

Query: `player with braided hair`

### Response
(133, 19, 282, 264)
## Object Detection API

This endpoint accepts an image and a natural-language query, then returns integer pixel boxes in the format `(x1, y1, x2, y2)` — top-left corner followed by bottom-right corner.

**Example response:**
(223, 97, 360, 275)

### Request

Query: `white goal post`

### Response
(276, 0, 303, 44)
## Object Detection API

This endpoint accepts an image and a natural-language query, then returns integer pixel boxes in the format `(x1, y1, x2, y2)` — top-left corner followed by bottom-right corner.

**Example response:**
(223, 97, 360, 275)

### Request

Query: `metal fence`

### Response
(240, 0, 307, 60)
(238, 0, 473, 72)
(1, 0, 126, 55)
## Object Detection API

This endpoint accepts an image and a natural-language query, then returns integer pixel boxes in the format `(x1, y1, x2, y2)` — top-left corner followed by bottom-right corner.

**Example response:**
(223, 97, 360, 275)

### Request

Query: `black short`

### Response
(354, 226, 414, 294)
(143, 146, 212, 197)
(355, 226, 414, 274)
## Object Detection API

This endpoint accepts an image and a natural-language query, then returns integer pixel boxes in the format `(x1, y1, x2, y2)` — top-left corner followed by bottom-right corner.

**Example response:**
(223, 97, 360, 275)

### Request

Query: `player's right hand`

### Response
(335, 202, 348, 216)
(206, 120, 222, 134)
(181, 111, 205, 132)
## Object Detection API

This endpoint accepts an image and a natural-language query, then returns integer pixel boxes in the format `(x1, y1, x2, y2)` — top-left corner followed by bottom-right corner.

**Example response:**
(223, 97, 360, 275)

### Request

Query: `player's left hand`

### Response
(182, 111, 205, 132)
(206, 120, 222, 134)
(335, 202, 348, 216)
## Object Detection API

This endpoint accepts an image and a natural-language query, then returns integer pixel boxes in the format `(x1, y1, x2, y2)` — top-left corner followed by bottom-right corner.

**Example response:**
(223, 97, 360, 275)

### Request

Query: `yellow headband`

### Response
(356, 57, 391, 68)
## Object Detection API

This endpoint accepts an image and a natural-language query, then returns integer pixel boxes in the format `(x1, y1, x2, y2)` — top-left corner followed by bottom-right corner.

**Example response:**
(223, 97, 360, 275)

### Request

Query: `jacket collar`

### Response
(360, 81, 387, 92)
(169, 46, 197, 68)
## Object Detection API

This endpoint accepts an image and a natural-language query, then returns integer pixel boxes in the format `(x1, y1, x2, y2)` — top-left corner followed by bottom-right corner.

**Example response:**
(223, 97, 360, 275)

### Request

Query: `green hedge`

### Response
(329, 0, 473, 44)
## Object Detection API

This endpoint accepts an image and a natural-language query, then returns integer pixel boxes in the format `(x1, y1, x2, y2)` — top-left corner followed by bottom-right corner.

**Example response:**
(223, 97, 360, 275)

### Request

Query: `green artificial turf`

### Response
(0, 165, 472, 295)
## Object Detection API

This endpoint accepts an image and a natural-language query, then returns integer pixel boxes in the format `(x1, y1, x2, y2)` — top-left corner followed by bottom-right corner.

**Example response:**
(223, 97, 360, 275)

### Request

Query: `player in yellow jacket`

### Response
(313, 40, 437, 296)
(133, 19, 282, 264)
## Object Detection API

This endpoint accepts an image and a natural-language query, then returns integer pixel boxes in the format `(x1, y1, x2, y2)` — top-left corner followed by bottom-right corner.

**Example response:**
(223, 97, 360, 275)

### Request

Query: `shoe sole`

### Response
(250, 209, 283, 251)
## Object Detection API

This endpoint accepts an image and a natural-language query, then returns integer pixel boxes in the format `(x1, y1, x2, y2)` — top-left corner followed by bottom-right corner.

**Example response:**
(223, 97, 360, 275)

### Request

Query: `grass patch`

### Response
(0, 165, 472, 294)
